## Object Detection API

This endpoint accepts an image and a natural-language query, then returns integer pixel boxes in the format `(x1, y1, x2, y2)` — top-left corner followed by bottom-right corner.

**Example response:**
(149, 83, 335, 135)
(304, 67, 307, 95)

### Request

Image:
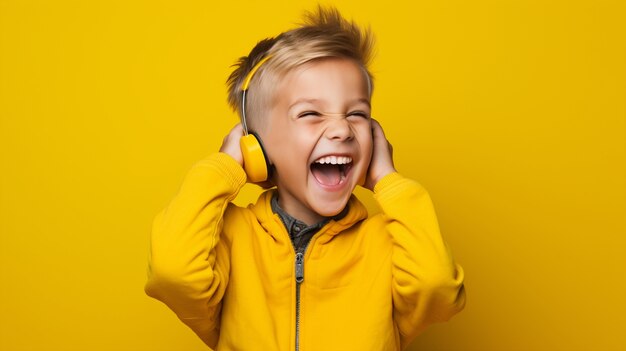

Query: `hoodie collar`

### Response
(250, 189, 368, 241)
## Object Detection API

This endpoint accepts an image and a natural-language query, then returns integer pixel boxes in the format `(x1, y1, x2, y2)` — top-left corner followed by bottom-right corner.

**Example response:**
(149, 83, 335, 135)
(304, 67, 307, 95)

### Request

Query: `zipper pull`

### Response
(295, 252, 304, 283)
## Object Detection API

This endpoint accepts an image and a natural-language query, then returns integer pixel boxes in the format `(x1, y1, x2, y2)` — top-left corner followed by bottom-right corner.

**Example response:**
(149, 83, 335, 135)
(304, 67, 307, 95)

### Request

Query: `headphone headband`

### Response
(242, 55, 273, 92)
(241, 55, 272, 135)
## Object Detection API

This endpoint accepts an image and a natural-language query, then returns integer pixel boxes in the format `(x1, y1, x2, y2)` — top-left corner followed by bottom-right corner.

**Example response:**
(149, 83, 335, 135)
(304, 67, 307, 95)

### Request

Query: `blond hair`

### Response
(226, 6, 375, 131)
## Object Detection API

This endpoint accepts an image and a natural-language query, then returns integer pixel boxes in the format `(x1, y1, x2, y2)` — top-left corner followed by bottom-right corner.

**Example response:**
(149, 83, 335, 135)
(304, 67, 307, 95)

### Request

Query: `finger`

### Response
(370, 118, 380, 131)
(370, 118, 386, 136)
(370, 120, 390, 148)
(231, 123, 244, 135)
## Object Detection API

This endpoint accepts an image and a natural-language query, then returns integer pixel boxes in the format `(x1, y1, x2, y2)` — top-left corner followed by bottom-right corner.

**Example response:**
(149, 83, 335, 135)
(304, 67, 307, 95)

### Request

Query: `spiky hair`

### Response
(226, 6, 375, 129)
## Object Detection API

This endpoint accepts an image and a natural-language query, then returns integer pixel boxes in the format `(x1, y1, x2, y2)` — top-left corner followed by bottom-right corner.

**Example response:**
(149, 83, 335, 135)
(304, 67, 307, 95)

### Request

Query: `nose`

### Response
(324, 116, 354, 141)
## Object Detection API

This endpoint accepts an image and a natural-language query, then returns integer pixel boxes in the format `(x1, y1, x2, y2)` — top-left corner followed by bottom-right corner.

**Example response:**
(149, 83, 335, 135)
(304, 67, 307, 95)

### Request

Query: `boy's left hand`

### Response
(364, 119, 396, 191)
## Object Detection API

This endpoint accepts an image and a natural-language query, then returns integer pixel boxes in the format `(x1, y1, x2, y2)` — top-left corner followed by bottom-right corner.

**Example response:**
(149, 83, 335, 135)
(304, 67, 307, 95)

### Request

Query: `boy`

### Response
(145, 7, 465, 351)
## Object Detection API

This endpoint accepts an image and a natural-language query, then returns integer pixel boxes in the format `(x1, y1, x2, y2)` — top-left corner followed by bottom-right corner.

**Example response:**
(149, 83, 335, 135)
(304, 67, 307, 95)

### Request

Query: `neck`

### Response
(275, 192, 325, 226)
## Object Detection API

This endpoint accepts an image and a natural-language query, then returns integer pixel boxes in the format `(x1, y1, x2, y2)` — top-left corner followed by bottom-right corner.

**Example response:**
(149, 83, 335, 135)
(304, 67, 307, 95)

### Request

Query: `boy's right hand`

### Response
(219, 123, 244, 166)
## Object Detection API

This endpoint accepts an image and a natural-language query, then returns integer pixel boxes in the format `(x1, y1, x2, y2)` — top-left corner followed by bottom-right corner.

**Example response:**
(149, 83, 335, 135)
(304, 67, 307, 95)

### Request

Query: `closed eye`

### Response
(347, 111, 370, 119)
(298, 110, 322, 118)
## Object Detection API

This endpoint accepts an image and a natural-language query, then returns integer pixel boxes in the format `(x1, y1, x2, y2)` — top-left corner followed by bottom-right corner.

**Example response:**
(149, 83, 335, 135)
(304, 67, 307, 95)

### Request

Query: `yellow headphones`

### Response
(239, 55, 272, 183)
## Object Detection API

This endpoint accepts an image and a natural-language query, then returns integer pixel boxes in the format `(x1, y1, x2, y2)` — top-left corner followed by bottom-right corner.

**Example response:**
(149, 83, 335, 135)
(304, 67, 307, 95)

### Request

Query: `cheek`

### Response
(356, 127, 374, 162)
(262, 121, 294, 153)
(355, 131, 373, 186)
(263, 128, 313, 169)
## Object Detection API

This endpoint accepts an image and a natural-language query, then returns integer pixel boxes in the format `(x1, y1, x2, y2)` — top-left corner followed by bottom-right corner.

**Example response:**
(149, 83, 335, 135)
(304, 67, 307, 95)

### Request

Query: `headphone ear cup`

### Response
(239, 133, 270, 183)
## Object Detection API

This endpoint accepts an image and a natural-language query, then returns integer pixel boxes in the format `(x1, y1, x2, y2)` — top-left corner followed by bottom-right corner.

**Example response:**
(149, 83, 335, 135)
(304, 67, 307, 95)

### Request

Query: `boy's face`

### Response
(261, 58, 373, 225)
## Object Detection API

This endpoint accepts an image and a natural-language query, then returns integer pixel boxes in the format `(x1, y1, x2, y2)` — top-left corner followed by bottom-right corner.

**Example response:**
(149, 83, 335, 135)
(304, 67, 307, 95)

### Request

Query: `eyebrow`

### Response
(287, 98, 371, 113)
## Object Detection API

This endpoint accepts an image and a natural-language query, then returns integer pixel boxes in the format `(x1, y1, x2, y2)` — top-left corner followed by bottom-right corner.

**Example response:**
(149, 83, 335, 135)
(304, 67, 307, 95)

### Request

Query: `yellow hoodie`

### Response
(145, 152, 465, 350)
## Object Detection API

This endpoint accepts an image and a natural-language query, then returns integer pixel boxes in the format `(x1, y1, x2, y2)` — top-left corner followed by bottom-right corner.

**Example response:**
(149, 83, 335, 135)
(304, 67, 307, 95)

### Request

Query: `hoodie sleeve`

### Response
(373, 172, 466, 348)
(144, 152, 247, 347)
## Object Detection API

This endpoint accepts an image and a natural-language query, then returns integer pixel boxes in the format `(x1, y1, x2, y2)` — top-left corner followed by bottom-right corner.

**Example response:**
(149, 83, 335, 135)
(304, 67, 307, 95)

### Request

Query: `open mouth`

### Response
(310, 156, 353, 187)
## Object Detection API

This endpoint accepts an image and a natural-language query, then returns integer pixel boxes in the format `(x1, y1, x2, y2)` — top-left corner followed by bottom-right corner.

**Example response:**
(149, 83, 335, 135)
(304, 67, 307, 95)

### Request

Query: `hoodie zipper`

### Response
(286, 216, 342, 350)
(294, 235, 315, 351)
(294, 250, 304, 351)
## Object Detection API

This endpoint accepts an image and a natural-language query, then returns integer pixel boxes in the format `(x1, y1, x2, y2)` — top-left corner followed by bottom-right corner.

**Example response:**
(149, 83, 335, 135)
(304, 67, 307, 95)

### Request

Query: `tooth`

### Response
(315, 155, 355, 164)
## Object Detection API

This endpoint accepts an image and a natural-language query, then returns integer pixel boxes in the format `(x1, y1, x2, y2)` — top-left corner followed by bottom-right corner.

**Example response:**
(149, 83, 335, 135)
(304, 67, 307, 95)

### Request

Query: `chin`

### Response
(310, 192, 352, 218)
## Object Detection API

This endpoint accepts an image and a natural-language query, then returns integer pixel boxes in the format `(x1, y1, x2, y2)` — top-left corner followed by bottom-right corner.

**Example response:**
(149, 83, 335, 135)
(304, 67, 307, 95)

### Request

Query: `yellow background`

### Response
(1, 0, 624, 350)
